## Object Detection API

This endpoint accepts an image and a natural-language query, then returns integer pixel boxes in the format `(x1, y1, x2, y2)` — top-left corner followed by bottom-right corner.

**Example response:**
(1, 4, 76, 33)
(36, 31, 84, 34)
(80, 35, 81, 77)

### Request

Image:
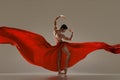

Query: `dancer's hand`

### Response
(68, 28, 73, 33)
(55, 15, 66, 21)
(60, 15, 66, 19)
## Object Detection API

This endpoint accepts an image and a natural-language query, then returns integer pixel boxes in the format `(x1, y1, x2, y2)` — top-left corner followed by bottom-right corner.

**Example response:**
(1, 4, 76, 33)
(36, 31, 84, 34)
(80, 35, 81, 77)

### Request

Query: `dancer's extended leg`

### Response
(58, 50, 61, 74)
(62, 46, 71, 74)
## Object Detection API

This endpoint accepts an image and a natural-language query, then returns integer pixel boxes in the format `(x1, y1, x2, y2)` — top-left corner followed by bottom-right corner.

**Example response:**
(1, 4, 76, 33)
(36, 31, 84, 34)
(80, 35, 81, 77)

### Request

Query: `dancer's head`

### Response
(60, 24, 68, 32)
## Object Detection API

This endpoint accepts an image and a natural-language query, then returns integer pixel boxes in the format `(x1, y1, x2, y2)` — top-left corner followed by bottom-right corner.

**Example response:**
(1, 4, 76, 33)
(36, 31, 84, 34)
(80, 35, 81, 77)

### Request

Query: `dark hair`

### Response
(60, 24, 68, 30)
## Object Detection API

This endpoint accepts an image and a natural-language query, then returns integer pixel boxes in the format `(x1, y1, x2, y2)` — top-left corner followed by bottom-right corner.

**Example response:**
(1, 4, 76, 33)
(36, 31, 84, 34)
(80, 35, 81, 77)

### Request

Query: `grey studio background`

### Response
(0, 0, 120, 74)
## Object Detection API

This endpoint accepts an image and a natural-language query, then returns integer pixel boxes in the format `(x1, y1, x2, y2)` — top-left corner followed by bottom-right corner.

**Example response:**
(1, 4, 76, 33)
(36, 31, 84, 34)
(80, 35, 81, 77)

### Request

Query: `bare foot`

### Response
(64, 68, 67, 75)
(58, 71, 61, 75)
(58, 71, 66, 75)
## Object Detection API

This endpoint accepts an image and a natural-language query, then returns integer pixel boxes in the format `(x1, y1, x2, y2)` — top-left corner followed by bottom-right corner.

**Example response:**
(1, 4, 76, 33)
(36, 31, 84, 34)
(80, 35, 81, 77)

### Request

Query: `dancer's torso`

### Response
(53, 30, 64, 43)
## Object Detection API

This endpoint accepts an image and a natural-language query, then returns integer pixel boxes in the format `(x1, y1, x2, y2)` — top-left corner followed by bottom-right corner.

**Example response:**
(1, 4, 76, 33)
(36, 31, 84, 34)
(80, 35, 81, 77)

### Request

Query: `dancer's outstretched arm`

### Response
(54, 15, 65, 31)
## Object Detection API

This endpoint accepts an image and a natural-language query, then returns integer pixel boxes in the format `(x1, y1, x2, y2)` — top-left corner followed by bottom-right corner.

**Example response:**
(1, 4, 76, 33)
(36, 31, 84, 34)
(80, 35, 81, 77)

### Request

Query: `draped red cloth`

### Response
(0, 26, 120, 72)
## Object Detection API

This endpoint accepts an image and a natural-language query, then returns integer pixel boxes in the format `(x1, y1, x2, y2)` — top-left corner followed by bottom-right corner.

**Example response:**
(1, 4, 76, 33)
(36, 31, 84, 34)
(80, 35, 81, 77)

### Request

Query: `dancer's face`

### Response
(60, 29, 66, 33)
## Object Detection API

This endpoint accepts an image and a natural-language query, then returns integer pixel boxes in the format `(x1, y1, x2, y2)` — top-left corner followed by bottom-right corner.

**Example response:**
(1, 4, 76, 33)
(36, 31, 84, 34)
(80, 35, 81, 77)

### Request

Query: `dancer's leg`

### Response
(58, 50, 61, 74)
(62, 46, 71, 74)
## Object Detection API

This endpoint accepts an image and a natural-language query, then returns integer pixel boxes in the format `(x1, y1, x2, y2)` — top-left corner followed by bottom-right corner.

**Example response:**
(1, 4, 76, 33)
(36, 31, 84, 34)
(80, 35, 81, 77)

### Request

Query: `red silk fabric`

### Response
(0, 26, 120, 71)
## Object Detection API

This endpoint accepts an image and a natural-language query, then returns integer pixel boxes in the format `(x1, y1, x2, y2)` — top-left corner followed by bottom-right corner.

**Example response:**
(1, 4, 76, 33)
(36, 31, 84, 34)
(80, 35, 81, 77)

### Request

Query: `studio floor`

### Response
(0, 73, 120, 80)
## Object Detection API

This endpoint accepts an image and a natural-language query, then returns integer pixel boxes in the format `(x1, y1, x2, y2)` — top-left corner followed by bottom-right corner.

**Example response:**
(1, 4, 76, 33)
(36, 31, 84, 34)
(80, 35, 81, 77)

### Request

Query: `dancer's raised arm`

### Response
(54, 15, 65, 31)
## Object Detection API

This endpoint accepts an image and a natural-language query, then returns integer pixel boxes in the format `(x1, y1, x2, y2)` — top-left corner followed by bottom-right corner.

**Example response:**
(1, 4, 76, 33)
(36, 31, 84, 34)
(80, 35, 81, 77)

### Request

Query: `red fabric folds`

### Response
(0, 26, 120, 71)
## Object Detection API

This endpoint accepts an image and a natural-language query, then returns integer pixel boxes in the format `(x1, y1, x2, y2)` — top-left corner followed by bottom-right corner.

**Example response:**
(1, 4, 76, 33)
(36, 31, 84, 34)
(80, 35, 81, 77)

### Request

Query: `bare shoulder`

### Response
(54, 29, 59, 33)
(53, 29, 59, 35)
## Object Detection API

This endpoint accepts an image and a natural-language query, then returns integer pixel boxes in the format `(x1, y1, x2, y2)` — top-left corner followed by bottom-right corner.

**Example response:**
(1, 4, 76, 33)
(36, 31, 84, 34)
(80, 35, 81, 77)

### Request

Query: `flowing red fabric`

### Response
(0, 26, 120, 72)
